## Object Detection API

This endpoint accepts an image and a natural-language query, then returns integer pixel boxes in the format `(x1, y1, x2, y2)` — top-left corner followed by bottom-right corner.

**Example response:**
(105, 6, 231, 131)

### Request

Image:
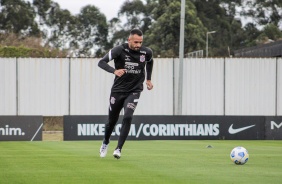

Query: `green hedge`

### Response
(0, 45, 67, 57)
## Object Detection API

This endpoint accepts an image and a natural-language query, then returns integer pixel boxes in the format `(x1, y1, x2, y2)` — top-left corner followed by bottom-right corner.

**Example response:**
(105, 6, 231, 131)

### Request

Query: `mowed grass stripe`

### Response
(0, 140, 281, 184)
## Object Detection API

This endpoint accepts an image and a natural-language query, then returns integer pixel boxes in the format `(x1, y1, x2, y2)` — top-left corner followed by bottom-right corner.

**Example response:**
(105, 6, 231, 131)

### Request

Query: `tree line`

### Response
(0, 0, 282, 58)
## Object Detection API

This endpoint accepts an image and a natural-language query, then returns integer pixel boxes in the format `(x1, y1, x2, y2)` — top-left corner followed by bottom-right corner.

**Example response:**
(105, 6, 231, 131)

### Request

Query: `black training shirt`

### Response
(98, 43, 153, 93)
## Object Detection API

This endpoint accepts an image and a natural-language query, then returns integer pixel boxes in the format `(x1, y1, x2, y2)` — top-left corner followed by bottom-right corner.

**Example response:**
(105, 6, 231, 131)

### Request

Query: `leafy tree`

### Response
(194, 0, 247, 56)
(33, 0, 53, 23)
(263, 23, 282, 41)
(75, 5, 108, 57)
(2, 0, 281, 58)
(145, 0, 206, 57)
(108, 18, 124, 47)
(111, 0, 206, 57)
(32, 0, 77, 50)
(240, 23, 261, 47)
(109, 0, 157, 47)
(242, 0, 282, 28)
(255, 23, 282, 44)
(218, 0, 282, 52)
(0, 0, 40, 36)
(33, 1, 108, 57)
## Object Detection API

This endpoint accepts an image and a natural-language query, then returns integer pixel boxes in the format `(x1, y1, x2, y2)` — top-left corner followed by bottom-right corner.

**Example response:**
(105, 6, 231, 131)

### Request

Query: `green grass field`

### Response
(0, 140, 281, 184)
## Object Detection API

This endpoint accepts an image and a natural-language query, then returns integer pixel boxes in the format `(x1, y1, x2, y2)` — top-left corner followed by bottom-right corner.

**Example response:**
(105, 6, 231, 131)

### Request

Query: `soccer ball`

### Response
(230, 146, 249, 165)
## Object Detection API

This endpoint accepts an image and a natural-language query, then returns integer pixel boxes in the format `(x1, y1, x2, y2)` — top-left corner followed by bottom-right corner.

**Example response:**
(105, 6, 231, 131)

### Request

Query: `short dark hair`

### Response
(130, 28, 143, 36)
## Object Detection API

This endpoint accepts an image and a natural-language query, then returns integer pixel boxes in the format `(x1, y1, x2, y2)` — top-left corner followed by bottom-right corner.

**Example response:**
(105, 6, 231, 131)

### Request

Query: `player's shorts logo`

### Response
(127, 103, 136, 110)
(110, 97, 116, 104)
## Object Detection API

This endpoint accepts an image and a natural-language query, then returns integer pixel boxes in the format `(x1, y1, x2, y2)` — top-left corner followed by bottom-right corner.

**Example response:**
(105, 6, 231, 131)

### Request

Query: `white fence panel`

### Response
(277, 59, 282, 115)
(0, 58, 17, 115)
(70, 58, 174, 115)
(225, 58, 276, 115)
(70, 58, 113, 115)
(135, 58, 174, 115)
(173, 58, 180, 115)
(1, 57, 281, 116)
(18, 58, 69, 115)
(182, 58, 224, 115)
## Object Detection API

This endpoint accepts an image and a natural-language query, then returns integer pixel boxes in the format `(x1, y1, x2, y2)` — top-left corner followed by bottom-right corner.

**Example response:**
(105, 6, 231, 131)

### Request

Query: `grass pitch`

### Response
(0, 140, 281, 184)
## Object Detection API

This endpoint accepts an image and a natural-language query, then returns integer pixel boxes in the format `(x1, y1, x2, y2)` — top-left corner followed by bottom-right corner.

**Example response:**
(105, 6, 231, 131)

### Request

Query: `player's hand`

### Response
(114, 69, 127, 77)
(146, 80, 153, 90)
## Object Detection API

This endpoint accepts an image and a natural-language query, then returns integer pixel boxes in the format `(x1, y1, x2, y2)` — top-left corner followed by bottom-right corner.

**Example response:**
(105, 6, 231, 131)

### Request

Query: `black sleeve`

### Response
(98, 46, 123, 74)
(146, 48, 154, 80)
(98, 53, 115, 73)
(146, 59, 153, 80)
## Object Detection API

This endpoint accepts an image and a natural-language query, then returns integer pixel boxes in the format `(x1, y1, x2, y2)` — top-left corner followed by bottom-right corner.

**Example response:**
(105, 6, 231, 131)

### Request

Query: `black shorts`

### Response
(109, 92, 141, 114)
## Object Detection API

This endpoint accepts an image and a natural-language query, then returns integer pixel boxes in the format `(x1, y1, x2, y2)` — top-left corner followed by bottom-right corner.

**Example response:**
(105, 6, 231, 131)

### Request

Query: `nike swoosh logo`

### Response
(228, 124, 255, 134)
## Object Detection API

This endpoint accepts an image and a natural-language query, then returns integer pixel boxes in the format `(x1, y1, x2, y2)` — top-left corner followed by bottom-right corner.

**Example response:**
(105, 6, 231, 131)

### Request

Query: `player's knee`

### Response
(106, 120, 116, 129)
(105, 123, 112, 129)
(108, 116, 119, 125)
(123, 115, 133, 124)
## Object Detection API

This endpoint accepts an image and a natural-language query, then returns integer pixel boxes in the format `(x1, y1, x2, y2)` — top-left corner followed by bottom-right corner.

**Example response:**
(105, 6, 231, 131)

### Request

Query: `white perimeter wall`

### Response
(225, 58, 276, 115)
(0, 58, 281, 116)
(277, 58, 282, 115)
(17, 58, 69, 115)
(0, 58, 17, 115)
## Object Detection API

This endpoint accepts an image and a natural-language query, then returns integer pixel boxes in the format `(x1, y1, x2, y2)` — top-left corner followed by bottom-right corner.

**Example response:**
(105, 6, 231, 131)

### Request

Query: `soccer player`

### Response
(98, 28, 154, 159)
